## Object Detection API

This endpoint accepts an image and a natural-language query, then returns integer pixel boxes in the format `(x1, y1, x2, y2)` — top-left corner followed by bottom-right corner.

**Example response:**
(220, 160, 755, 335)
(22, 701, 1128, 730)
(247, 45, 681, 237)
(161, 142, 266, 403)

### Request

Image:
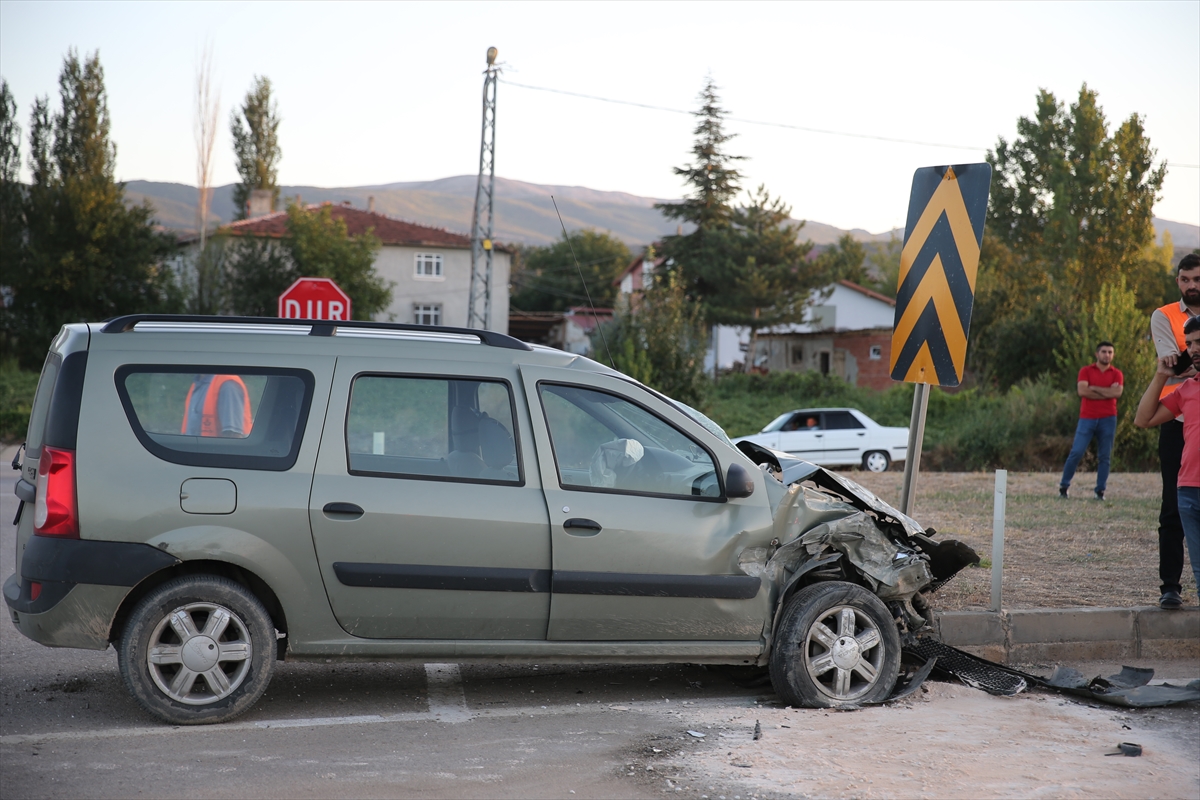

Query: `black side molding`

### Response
(334, 563, 552, 593)
(332, 563, 762, 600)
(553, 571, 761, 599)
(21, 536, 181, 587)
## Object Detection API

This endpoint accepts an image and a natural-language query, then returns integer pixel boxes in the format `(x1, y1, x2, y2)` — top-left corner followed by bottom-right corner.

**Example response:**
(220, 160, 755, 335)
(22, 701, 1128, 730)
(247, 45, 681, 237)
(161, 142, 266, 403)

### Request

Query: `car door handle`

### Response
(323, 502, 364, 520)
(563, 518, 602, 536)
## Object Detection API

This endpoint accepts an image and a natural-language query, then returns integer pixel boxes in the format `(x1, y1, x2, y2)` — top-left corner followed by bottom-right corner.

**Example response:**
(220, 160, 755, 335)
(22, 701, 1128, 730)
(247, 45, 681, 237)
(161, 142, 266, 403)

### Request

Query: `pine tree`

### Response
(655, 78, 744, 310)
(0, 80, 24, 316)
(231, 76, 281, 220)
(2, 51, 180, 368)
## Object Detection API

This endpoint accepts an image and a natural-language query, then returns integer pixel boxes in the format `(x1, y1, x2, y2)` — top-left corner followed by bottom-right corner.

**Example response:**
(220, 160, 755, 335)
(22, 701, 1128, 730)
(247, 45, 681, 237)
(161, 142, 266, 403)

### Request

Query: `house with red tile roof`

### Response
(189, 202, 511, 331)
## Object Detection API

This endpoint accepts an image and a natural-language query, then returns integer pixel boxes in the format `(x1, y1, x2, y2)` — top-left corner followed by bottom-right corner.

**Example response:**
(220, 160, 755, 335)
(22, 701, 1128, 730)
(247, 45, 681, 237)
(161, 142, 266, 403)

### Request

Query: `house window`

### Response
(869, 345, 883, 360)
(413, 304, 442, 326)
(414, 253, 443, 279)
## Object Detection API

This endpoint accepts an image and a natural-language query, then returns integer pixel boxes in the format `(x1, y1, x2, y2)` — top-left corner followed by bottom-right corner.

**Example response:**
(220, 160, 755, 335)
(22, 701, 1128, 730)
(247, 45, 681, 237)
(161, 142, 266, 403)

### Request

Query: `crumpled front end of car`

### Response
(735, 442, 979, 661)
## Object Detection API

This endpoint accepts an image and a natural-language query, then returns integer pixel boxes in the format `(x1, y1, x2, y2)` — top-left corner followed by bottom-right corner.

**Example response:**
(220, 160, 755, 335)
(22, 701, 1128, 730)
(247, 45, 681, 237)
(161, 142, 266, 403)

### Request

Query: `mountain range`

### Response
(125, 176, 1199, 251)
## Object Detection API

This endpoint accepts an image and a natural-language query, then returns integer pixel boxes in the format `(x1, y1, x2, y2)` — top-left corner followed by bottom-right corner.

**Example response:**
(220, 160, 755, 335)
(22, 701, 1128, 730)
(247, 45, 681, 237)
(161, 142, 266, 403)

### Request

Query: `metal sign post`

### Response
(890, 163, 992, 516)
(899, 382, 929, 516)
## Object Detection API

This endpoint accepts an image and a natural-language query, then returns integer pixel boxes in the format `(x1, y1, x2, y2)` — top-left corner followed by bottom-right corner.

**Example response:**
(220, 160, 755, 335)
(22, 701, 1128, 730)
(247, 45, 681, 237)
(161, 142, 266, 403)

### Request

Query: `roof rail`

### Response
(100, 314, 533, 351)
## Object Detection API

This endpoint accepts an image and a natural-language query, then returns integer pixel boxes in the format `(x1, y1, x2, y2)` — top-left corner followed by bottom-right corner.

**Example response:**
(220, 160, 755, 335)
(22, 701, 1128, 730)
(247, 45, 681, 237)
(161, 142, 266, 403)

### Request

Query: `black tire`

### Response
(769, 581, 900, 707)
(118, 575, 276, 725)
(862, 450, 891, 472)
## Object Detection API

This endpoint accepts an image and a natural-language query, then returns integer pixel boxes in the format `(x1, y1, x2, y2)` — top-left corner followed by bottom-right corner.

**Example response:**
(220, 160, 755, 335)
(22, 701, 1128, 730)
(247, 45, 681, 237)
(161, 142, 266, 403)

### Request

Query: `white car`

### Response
(733, 408, 908, 472)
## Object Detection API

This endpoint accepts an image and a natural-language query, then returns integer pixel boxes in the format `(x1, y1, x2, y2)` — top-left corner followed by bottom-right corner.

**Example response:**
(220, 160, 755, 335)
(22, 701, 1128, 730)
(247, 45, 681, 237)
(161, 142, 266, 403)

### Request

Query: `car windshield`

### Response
(760, 411, 796, 433)
(671, 400, 734, 448)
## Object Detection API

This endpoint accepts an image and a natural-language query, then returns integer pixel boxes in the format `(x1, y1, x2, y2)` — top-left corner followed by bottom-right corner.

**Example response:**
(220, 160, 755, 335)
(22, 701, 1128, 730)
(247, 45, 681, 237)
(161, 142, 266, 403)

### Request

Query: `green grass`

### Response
(0, 365, 39, 442)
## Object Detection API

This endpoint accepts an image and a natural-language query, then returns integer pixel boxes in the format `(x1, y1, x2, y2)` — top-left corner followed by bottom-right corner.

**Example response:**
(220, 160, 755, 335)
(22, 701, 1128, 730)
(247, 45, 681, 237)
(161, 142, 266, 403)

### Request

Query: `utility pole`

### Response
(467, 47, 499, 330)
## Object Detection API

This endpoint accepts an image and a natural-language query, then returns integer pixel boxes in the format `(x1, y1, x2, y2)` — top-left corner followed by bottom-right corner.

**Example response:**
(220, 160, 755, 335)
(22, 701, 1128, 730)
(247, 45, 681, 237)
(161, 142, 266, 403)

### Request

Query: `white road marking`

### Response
(424, 662, 472, 723)
(0, 663, 491, 745)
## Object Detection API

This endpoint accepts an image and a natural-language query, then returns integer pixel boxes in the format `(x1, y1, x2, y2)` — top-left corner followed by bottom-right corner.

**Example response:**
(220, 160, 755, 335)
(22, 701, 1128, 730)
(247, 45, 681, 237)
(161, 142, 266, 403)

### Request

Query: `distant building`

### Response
(613, 245, 898, 389)
(508, 306, 613, 356)
(748, 280, 897, 390)
(182, 202, 511, 332)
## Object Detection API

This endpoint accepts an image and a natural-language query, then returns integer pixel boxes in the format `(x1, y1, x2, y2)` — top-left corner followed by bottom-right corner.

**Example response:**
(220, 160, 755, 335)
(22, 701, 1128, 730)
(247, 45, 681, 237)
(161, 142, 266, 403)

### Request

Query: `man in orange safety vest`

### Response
(181, 374, 253, 438)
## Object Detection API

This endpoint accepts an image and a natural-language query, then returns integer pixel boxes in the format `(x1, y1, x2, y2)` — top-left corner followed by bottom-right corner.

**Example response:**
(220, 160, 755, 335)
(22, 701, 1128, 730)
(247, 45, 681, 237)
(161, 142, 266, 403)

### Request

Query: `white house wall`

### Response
(371, 245, 511, 333)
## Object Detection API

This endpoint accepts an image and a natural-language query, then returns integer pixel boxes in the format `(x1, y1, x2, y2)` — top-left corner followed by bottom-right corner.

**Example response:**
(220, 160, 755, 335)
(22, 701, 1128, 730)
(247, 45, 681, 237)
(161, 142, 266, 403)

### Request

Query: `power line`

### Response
(500, 78, 1200, 168)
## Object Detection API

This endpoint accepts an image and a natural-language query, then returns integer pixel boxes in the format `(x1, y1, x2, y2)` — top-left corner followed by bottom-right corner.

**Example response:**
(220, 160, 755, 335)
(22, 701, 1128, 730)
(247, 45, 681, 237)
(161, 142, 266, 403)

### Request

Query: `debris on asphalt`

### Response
(753, 721, 762, 740)
(687, 730, 707, 738)
(1105, 742, 1143, 757)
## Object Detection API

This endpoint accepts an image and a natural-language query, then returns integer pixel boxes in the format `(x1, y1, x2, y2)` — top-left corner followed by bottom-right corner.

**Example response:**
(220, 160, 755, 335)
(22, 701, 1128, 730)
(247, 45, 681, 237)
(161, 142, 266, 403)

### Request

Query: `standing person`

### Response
(1058, 342, 1123, 500)
(1149, 252, 1200, 608)
(1136, 315, 1200, 605)
(182, 374, 253, 438)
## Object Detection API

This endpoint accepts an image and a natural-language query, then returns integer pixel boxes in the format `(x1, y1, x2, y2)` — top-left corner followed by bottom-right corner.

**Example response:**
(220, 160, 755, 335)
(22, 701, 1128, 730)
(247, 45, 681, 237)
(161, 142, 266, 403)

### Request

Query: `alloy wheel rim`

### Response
(146, 602, 252, 705)
(803, 604, 884, 701)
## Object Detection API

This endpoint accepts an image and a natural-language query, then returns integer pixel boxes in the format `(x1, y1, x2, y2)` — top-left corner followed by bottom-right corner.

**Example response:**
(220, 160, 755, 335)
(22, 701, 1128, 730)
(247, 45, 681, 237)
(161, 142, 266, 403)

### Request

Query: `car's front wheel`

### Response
(118, 575, 276, 725)
(770, 581, 900, 707)
(862, 450, 891, 472)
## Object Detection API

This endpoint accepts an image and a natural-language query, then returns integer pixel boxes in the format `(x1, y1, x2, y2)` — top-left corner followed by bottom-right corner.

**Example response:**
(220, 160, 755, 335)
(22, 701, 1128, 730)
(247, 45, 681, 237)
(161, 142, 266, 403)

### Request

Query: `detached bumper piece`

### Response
(903, 637, 1028, 696)
(904, 637, 1200, 707)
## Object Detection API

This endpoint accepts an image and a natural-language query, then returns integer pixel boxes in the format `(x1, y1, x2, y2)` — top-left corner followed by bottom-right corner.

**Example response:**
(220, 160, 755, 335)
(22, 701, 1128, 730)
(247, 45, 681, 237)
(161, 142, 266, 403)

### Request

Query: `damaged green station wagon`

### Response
(5, 315, 978, 725)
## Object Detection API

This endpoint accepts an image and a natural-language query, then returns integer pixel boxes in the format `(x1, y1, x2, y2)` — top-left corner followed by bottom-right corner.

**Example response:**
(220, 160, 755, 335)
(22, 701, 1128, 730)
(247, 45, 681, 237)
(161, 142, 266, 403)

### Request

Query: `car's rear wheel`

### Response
(770, 581, 900, 707)
(118, 575, 275, 725)
(862, 450, 890, 472)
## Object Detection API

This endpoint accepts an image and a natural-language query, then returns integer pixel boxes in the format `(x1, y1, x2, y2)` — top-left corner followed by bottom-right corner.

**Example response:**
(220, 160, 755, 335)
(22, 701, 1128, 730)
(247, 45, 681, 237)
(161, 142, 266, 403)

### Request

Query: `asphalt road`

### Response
(2, 454, 1198, 799)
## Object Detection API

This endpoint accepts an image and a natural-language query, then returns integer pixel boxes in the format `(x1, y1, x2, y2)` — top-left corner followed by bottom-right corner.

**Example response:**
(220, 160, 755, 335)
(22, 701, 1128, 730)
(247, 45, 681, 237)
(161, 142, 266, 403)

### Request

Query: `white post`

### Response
(991, 469, 1007, 613)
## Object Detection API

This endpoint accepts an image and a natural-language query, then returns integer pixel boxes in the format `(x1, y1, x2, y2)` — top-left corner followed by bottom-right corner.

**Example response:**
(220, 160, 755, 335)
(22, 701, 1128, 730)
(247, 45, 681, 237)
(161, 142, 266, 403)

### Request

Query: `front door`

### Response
(775, 411, 826, 463)
(519, 367, 772, 642)
(308, 358, 551, 639)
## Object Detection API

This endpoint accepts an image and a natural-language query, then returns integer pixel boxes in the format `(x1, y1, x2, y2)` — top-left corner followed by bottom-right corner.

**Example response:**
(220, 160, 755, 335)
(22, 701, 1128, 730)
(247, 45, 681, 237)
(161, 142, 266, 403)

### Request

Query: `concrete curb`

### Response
(935, 606, 1200, 663)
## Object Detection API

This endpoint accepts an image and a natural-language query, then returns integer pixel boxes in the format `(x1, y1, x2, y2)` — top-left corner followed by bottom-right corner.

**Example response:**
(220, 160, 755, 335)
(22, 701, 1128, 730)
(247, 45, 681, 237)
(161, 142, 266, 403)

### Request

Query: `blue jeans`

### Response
(1060, 415, 1116, 493)
(1176, 486, 1200, 591)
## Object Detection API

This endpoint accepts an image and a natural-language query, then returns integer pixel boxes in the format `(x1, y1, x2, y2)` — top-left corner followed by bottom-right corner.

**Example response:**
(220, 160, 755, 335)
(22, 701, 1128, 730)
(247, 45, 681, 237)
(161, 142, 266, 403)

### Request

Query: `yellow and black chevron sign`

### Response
(890, 163, 992, 387)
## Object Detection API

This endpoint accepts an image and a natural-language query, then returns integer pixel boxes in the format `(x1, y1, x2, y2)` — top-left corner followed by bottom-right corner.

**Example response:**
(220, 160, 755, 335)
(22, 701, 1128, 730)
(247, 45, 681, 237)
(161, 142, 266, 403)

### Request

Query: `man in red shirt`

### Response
(1136, 315, 1200, 608)
(1059, 342, 1124, 500)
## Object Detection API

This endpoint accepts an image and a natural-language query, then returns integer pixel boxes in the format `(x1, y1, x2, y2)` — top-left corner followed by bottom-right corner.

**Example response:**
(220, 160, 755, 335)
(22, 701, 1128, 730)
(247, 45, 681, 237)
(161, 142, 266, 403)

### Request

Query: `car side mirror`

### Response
(726, 463, 755, 499)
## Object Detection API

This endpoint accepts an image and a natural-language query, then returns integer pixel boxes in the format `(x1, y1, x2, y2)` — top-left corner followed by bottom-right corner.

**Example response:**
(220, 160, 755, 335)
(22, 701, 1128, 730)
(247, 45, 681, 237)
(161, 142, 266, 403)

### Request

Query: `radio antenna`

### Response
(551, 195, 616, 370)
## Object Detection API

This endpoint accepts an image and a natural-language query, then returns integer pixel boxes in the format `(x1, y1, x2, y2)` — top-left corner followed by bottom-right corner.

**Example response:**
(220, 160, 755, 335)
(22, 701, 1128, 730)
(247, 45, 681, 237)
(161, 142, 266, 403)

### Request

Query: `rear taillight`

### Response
(34, 445, 78, 537)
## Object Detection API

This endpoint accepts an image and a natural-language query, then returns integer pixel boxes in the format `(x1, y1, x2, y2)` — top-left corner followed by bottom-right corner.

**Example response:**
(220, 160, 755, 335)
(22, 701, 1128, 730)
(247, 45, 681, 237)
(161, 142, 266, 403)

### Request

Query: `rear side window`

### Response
(345, 374, 521, 485)
(24, 353, 61, 455)
(823, 411, 865, 430)
(116, 366, 315, 471)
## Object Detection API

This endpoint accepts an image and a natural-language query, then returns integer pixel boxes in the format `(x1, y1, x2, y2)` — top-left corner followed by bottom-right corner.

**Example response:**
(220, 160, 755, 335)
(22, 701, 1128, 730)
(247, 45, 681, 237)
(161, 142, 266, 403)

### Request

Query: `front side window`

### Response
(538, 383, 720, 499)
(413, 304, 442, 326)
(346, 375, 520, 484)
(414, 253, 443, 278)
(116, 366, 314, 470)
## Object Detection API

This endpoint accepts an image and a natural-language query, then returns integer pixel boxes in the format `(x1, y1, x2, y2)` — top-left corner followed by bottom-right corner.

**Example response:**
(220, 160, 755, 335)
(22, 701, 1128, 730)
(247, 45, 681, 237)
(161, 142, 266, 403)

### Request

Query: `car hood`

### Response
(735, 441, 924, 538)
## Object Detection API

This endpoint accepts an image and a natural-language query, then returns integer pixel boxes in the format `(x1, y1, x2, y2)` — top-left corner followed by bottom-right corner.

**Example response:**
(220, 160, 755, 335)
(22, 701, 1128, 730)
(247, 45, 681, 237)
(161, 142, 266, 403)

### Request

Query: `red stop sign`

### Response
(278, 277, 352, 321)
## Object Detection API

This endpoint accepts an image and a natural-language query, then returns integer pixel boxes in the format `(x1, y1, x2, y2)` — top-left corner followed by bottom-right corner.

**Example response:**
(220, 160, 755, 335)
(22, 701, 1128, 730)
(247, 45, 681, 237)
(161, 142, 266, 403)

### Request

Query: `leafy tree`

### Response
(864, 234, 902, 298)
(225, 235, 294, 317)
(599, 271, 708, 405)
(971, 84, 1167, 387)
(231, 76, 281, 220)
(223, 203, 391, 319)
(511, 230, 630, 312)
(1, 79, 24, 332)
(816, 233, 867, 286)
(1053, 277, 1156, 467)
(282, 202, 391, 319)
(723, 186, 820, 369)
(2, 51, 180, 369)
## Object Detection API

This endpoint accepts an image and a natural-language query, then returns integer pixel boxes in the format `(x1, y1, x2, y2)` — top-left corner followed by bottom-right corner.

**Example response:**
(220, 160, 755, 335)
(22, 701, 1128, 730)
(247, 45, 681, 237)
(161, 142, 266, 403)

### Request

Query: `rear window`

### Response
(824, 411, 865, 430)
(115, 366, 315, 471)
(24, 353, 61, 455)
(345, 374, 521, 485)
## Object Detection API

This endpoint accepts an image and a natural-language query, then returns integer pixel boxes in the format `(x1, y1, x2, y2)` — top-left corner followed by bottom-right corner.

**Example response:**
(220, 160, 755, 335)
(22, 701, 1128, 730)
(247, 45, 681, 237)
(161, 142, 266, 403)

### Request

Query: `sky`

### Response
(1, 0, 1197, 235)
